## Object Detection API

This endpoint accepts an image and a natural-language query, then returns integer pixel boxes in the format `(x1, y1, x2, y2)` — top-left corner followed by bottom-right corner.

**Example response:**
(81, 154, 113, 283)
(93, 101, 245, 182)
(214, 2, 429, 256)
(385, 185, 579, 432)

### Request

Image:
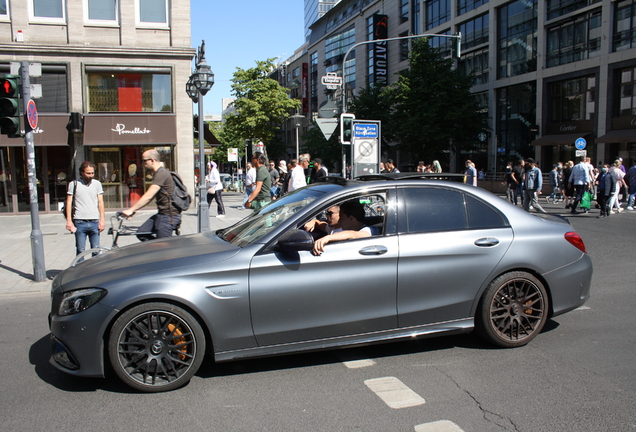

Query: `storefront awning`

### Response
(0, 113, 70, 146)
(595, 129, 636, 143)
(531, 132, 592, 146)
(83, 114, 177, 145)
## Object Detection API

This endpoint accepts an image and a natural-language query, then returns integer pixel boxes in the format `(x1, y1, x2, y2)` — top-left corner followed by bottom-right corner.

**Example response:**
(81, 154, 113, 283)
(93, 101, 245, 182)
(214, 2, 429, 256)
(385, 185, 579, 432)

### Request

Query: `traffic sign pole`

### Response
(20, 61, 46, 282)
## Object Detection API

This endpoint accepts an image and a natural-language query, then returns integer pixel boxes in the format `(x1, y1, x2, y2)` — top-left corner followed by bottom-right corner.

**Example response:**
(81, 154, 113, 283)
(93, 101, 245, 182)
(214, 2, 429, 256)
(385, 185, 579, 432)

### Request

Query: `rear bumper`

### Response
(543, 253, 593, 317)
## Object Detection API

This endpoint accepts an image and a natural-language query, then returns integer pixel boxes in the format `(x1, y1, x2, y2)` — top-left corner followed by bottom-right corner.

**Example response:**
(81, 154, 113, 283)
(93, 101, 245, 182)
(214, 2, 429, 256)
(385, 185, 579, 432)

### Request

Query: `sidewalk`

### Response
(0, 192, 249, 297)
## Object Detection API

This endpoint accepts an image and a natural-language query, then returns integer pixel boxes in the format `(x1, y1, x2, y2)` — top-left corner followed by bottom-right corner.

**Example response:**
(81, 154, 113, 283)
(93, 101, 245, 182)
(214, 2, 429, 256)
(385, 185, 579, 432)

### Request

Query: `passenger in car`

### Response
(312, 200, 381, 255)
(304, 205, 342, 235)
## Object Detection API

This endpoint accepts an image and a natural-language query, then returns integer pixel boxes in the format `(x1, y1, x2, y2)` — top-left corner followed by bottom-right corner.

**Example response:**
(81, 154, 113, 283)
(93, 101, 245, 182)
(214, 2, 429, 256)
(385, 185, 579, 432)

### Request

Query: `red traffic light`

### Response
(0, 77, 18, 97)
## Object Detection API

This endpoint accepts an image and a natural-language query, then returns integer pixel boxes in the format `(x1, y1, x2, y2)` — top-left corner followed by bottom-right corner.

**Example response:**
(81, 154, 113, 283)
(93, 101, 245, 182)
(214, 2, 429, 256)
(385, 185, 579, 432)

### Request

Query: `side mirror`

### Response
(277, 229, 314, 252)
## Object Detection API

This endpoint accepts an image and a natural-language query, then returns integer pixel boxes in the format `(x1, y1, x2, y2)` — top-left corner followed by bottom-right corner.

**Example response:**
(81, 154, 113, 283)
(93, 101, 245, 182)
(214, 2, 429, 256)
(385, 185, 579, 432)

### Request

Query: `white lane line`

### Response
(343, 359, 376, 369)
(415, 420, 465, 432)
(364, 376, 426, 409)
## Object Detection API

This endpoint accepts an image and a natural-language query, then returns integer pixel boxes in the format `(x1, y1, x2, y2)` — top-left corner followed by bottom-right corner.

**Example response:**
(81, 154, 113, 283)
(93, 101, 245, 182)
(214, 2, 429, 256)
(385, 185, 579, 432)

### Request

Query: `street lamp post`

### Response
(186, 40, 215, 233)
(290, 114, 304, 160)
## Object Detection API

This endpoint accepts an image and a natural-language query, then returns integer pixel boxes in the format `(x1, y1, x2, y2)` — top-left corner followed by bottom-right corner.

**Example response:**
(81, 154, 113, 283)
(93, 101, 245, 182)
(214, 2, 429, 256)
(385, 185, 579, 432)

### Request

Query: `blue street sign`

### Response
(574, 137, 587, 150)
(353, 123, 378, 139)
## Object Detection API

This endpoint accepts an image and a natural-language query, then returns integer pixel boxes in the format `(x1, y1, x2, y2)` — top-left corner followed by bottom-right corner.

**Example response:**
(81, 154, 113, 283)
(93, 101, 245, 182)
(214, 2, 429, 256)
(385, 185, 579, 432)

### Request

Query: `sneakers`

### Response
(627, 206, 634, 211)
(617, 208, 624, 213)
(216, 214, 225, 219)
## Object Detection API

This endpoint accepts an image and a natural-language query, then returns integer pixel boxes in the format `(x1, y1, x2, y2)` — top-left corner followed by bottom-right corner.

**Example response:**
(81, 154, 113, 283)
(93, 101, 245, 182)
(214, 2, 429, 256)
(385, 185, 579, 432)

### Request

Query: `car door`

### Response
(396, 186, 513, 327)
(249, 191, 399, 346)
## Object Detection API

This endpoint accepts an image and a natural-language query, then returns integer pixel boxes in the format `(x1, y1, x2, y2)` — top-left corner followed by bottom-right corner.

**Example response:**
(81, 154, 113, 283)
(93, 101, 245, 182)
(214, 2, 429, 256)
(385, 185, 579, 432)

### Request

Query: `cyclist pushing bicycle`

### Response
(121, 149, 183, 241)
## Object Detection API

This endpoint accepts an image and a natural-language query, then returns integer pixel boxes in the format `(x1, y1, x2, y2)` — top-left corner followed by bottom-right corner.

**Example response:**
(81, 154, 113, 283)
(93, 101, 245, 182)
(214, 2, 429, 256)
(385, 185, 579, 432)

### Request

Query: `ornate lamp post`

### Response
(186, 41, 214, 233)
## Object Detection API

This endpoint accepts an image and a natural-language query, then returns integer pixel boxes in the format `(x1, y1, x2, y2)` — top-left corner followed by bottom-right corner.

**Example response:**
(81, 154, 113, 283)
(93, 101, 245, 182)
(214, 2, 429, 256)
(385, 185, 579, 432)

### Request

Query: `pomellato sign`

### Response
(111, 124, 152, 135)
(84, 114, 176, 145)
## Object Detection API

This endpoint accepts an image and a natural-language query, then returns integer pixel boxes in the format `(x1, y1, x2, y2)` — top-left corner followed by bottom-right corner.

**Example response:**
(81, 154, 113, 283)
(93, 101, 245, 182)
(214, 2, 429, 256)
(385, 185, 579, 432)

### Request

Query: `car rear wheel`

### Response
(476, 272, 548, 348)
(108, 302, 205, 392)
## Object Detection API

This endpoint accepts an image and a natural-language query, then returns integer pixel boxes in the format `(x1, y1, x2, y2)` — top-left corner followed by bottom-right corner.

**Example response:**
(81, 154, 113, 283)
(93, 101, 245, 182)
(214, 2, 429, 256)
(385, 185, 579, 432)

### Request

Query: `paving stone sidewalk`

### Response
(0, 192, 249, 296)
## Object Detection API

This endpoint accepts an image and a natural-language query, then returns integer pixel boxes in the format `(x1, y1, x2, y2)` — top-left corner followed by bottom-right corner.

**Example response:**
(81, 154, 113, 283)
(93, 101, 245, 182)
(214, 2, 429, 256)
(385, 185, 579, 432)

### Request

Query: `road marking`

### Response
(343, 359, 376, 369)
(415, 420, 465, 432)
(364, 376, 426, 409)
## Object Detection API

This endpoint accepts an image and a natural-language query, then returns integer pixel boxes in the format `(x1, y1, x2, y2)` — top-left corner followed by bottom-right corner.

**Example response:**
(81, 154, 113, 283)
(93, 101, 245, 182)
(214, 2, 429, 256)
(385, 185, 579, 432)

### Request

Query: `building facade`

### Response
(0, 0, 195, 215)
(286, 0, 636, 173)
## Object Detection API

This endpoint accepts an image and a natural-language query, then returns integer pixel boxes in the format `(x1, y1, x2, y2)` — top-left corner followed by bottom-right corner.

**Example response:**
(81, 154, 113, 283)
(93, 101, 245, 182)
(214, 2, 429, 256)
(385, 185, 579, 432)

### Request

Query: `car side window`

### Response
(466, 195, 507, 229)
(403, 187, 467, 233)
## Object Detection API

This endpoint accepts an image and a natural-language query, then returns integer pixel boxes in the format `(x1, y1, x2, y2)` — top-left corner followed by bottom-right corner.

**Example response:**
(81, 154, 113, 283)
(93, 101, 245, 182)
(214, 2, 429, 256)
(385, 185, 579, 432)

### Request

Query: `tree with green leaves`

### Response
(301, 121, 343, 170)
(350, 39, 488, 166)
(223, 59, 301, 158)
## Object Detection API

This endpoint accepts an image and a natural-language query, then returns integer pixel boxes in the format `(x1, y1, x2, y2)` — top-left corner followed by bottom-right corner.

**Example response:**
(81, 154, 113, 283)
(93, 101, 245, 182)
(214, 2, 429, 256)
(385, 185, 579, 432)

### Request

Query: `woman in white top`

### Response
(206, 161, 226, 218)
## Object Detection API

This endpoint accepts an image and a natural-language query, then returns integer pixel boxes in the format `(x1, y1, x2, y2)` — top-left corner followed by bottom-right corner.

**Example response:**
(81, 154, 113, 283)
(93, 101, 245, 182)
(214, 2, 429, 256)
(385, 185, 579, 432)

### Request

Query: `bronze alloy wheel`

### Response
(108, 303, 205, 392)
(477, 272, 549, 348)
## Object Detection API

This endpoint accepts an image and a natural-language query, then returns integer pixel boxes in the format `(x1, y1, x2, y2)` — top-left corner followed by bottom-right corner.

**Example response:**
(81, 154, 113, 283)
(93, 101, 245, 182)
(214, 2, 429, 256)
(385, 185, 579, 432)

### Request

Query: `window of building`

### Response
(310, 51, 318, 116)
(136, 0, 168, 27)
(613, 0, 636, 52)
(412, 0, 421, 35)
(496, 83, 536, 161)
(548, 76, 596, 122)
(367, 15, 375, 83)
(401, 0, 409, 23)
(399, 32, 410, 61)
(616, 67, 636, 116)
(325, 26, 356, 88)
(293, 67, 300, 78)
(430, 29, 452, 57)
(85, 0, 118, 24)
(459, 14, 489, 50)
(498, 0, 538, 79)
(546, 0, 601, 21)
(0, 0, 8, 18)
(458, 0, 489, 17)
(87, 70, 172, 112)
(30, 66, 68, 112)
(426, 0, 450, 29)
(30, 0, 65, 23)
(458, 48, 489, 85)
(546, 10, 601, 68)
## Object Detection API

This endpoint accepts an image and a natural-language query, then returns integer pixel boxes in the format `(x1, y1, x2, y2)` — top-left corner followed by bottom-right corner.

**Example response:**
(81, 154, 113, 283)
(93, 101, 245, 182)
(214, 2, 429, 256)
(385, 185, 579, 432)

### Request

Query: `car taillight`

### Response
(565, 232, 586, 254)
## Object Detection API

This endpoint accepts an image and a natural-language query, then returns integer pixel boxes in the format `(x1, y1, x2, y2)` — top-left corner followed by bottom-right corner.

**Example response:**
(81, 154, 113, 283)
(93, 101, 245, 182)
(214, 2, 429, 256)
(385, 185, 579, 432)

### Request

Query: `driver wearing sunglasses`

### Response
(304, 205, 342, 235)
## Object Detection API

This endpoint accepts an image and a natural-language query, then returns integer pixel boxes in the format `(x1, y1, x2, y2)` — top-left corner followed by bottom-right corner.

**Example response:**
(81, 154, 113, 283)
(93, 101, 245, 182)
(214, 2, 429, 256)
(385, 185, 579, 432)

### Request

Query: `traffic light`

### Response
(0, 75, 21, 136)
(452, 32, 462, 59)
(340, 113, 355, 145)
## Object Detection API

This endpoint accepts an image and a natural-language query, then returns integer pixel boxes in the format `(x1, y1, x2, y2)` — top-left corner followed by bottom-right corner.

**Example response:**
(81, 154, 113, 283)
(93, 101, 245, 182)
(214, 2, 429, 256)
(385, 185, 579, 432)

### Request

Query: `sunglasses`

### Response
(325, 211, 339, 217)
(143, 158, 153, 162)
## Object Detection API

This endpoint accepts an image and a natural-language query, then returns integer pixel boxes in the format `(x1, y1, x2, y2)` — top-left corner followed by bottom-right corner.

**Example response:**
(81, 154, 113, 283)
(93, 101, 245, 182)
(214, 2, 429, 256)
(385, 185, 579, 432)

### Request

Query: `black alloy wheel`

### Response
(108, 302, 205, 392)
(476, 271, 549, 348)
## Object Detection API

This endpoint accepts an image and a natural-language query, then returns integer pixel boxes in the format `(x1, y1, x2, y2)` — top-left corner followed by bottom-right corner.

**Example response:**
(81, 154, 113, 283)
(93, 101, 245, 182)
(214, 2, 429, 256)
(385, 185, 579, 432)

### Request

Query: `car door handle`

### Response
(475, 238, 500, 247)
(359, 245, 388, 255)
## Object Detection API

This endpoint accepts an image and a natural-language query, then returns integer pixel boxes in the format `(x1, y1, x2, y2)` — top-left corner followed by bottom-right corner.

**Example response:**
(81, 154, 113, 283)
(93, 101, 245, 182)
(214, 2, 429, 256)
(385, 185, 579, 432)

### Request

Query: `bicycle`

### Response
(69, 211, 155, 266)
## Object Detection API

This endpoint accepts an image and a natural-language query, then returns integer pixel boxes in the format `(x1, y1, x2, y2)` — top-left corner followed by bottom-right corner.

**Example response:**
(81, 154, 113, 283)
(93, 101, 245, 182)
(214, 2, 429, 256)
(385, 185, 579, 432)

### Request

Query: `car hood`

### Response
(56, 232, 240, 291)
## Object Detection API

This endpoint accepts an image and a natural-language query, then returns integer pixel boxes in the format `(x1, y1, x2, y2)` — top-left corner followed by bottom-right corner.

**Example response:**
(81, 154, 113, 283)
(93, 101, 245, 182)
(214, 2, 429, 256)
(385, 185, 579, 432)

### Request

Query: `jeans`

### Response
(136, 214, 181, 241)
(207, 190, 225, 215)
(572, 185, 585, 212)
(74, 219, 100, 255)
(243, 185, 254, 206)
(628, 186, 636, 207)
(514, 182, 524, 206)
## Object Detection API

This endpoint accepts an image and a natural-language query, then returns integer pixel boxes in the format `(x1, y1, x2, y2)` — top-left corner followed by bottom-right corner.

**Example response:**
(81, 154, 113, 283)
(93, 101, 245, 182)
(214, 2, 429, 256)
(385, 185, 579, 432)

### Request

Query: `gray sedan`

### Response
(49, 176, 592, 392)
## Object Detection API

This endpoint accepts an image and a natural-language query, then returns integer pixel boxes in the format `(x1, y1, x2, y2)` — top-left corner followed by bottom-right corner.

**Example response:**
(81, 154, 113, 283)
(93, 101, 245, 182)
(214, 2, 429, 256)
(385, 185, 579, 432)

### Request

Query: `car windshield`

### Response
(219, 186, 337, 247)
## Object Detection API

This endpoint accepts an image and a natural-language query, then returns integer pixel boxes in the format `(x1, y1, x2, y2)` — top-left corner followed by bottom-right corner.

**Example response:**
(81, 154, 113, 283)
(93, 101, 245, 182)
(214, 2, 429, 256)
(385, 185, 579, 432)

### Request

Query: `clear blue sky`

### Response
(190, 0, 305, 115)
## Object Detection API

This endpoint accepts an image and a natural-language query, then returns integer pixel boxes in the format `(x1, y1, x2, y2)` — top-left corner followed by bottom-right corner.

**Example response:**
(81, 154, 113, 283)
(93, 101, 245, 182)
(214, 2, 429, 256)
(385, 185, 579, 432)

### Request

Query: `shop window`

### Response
(87, 72, 172, 113)
(30, 0, 65, 23)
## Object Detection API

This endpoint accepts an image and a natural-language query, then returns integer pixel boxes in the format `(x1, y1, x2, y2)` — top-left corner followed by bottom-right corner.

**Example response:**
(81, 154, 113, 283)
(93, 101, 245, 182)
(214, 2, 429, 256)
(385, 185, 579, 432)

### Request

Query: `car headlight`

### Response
(59, 288, 107, 316)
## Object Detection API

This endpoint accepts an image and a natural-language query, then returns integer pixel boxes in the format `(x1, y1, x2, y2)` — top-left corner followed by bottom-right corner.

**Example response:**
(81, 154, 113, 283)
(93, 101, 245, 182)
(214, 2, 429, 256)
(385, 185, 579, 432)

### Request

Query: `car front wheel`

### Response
(476, 272, 549, 348)
(108, 302, 205, 392)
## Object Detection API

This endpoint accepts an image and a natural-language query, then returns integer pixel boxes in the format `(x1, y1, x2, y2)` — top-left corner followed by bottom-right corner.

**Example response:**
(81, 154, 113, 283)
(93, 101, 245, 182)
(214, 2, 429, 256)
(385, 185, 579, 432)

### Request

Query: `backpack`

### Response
(162, 171, 192, 212)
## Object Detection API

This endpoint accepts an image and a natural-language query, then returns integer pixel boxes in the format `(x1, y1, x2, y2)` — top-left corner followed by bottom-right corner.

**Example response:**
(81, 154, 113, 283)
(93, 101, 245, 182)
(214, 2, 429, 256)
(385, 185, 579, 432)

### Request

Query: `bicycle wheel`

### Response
(70, 246, 112, 267)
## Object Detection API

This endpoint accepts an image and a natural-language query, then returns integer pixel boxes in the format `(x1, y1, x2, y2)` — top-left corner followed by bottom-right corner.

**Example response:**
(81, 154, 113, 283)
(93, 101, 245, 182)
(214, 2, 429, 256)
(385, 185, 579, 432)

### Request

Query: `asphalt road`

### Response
(1, 209, 635, 432)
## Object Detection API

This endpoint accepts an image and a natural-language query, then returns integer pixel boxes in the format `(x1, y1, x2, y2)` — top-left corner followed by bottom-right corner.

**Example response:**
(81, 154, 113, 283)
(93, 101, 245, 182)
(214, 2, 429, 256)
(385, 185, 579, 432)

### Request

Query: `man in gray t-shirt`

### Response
(65, 161, 105, 256)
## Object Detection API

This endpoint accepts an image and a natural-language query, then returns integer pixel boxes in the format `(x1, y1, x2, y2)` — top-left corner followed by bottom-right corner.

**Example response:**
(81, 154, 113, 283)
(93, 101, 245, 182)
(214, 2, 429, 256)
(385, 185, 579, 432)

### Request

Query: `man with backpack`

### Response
(122, 149, 188, 241)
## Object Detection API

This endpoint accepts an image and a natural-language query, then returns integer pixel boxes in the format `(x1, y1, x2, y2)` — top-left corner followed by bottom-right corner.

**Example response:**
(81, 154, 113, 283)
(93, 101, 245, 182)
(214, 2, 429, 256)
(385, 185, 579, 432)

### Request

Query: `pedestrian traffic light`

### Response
(0, 75, 21, 136)
(340, 113, 355, 145)
(452, 32, 462, 59)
